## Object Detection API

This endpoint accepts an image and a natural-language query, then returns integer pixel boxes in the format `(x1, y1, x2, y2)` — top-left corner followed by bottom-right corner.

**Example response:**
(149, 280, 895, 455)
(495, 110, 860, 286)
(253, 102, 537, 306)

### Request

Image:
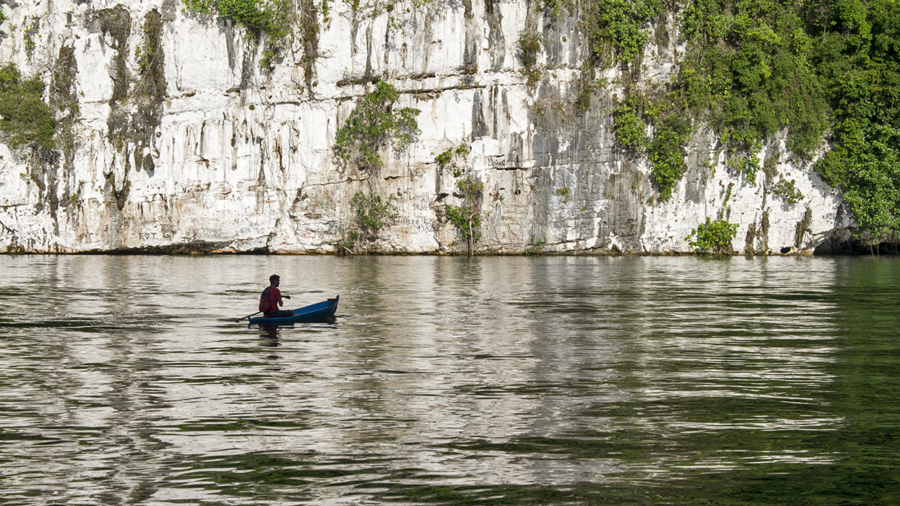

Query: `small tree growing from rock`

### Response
(334, 80, 420, 172)
(344, 190, 398, 254)
(446, 175, 484, 257)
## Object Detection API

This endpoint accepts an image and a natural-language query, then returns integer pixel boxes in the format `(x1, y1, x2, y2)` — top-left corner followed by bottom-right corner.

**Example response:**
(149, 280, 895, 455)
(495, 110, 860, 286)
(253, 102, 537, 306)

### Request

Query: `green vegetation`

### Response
(183, 0, 292, 38)
(728, 148, 762, 185)
(435, 150, 453, 168)
(677, 0, 829, 155)
(772, 179, 804, 205)
(24, 18, 40, 57)
(435, 145, 471, 177)
(596, 0, 900, 243)
(555, 186, 571, 203)
(345, 191, 398, 253)
(447, 175, 484, 256)
(259, 48, 277, 69)
(574, 77, 600, 113)
(524, 234, 547, 256)
(50, 45, 80, 173)
(135, 30, 154, 74)
(334, 80, 421, 171)
(611, 88, 691, 200)
(582, 0, 663, 65)
(646, 115, 692, 200)
(0, 64, 55, 149)
(298, 0, 320, 88)
(436, 145, 479, 254)
(811, 0, 900, 244)
(134, 11, 165, 97)
(612, 99, 648, 150)
(680, 0, 900, 242)
(182, 0, 297, 70)
(517, 32, 543, 87)
(686, 217, 738, 254)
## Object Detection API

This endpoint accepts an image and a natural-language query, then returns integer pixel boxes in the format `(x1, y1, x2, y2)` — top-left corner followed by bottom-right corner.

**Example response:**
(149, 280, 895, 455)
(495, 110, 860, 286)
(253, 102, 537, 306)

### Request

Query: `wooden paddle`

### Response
(236, 311, 262, 322)
(237, 294, 292, 322)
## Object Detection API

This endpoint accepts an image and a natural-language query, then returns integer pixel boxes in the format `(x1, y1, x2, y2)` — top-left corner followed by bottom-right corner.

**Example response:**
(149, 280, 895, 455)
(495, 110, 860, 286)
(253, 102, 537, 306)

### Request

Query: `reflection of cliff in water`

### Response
(1, 255, 898, 504)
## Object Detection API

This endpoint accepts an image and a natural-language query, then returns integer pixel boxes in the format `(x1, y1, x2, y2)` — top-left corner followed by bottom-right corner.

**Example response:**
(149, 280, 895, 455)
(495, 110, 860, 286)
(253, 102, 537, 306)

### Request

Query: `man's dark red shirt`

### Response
(260, 286, 282, 314)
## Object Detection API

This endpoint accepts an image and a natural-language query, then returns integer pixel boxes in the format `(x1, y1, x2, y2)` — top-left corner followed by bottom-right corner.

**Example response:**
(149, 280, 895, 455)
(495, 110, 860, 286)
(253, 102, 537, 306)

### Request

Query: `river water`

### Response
(0, 255, 898, 505)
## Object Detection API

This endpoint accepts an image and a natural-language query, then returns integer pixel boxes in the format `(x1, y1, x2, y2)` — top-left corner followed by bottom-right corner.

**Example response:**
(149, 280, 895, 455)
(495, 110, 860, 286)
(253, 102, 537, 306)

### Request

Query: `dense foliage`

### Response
(809, 0, 900, 243)
(582, 0, 663, 65)
(686, 217, 739, 254)
(647, 115, 693, 200)
(182, 0, 292, 38)
(0, 64, 55, 149)
(611, 88, 691, 200)
(677, 0, 830, 155)
(611, 91, 650, 150)
(334, 80, 420, 170)
(595, 0, 900, 241)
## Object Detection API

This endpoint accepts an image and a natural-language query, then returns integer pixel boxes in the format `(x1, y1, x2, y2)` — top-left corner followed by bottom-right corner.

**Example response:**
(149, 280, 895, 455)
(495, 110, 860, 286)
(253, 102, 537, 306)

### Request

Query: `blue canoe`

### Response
(248, 296, 340, 326)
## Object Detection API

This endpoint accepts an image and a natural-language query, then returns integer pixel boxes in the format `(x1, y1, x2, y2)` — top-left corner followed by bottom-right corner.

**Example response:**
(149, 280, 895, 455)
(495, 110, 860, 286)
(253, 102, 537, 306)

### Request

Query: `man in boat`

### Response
(260, 274, 293, 318)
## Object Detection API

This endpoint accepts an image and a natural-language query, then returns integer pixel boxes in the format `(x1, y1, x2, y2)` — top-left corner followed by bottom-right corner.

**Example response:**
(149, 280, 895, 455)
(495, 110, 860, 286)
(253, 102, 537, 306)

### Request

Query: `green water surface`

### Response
(0, 255, 897, 505)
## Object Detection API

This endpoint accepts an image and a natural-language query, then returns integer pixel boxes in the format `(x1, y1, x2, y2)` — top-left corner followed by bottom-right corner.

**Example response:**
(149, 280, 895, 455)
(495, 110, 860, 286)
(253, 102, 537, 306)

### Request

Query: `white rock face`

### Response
(0, 0, 850, 254)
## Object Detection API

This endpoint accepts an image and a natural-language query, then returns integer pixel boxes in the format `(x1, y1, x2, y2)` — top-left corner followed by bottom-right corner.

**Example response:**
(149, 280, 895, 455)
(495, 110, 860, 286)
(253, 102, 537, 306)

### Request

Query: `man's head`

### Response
(269, 274, 280, 286)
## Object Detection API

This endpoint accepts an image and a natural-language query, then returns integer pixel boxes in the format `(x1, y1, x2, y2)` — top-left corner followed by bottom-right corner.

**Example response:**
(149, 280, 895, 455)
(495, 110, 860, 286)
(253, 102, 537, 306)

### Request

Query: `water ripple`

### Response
(1, 255, 898, 504)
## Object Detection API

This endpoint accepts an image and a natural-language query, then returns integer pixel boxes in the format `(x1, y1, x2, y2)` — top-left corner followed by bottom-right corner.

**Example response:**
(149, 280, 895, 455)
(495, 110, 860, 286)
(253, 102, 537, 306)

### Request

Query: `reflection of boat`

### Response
(248, 296, 340, 326)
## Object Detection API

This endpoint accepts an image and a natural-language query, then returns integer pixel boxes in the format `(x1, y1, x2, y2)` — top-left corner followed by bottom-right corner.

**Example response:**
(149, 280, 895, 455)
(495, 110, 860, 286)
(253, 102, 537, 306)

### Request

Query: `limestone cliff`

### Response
(0, 0, 852, 254)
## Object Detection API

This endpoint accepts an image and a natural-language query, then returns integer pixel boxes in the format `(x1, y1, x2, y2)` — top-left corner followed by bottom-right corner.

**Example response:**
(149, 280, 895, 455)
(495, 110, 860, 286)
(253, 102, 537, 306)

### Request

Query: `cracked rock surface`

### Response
(0, 0, 850, 254)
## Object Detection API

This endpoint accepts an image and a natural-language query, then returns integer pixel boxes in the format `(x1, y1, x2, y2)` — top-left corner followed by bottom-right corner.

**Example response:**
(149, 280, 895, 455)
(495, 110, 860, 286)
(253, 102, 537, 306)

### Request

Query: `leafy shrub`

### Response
(728, 148, 761, 184)
(582, 0, 663, 65)
(686, 217, 738, 254)
(613, 103, 647, 150)
(610, 87, 691, 200)
(577, 0, 899, 242)
(0, 64, 55, 149)
(435, 150, 453, 168)
(446, 204, 481, 240)
(648, 115, 692, 200)
(809, 0, 900, 243)
(771, 179, 804, 205)
(676, 0, 829, 158)
(435, 144, 470, 179)
(183, 0, 292, 38)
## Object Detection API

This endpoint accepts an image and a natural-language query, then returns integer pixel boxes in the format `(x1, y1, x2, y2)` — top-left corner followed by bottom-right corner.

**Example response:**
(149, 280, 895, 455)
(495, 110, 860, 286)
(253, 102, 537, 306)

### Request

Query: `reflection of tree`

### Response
(697, 259, 900, 503)
(809, 260, 900, 501)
